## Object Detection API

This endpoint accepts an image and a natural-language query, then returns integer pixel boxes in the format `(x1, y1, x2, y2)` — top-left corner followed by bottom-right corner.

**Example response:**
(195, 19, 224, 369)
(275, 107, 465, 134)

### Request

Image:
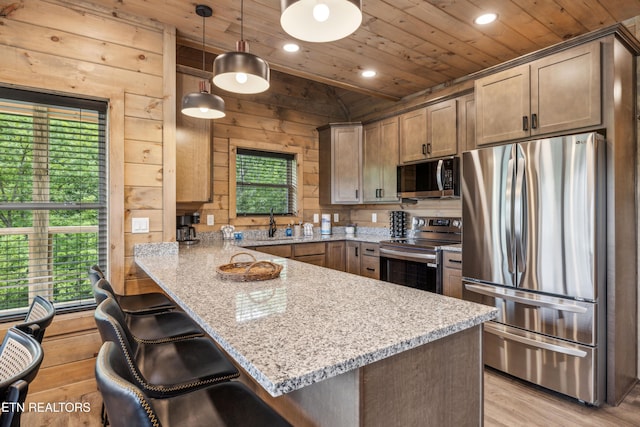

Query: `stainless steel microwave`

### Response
(397, 157, 460, 199)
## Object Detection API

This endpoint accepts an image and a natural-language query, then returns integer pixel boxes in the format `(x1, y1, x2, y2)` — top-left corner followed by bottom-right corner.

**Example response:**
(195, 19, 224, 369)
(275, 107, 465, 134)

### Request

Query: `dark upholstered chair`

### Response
(0, 329, 45, 427)
(89, 265, 175, 315)
(94, 298, 239, 398)
(93, 278, 203, 344)
(96, 341, 291, 427)
(14, 296, 55, 343)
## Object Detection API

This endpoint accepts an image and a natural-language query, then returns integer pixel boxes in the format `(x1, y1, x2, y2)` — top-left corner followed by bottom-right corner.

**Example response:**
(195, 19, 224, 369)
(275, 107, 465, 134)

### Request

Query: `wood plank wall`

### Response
(0, 0, 172, 400)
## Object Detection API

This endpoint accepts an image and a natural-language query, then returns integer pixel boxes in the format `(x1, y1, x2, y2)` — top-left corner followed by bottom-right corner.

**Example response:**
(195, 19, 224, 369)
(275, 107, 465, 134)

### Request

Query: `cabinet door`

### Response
(332, 125, 362, 203)
(255, 244, 292, 258)
(360, 255, 379, 279)
(442, 251, 462, 299)
(379, 117, 400, 202)
(346, 241, 360, 275)
(475, 64, 530, 145)
(295, 254, 326, 267)
(362, 122, 381, 202)
(176, 72, 212, 202)
(426, 99, 457, 158)
(399, 108, 427, 163)
(531, 42, 601, 136)
(363, 118, 399, 203)
(458, 94, 476, 153)
(325, 241, 346, 271)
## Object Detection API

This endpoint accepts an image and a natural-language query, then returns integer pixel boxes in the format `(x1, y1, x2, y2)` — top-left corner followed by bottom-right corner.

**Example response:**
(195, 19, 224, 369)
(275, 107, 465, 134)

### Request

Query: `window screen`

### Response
(236, 148, 297, 216)
(0, 87, 107, 318)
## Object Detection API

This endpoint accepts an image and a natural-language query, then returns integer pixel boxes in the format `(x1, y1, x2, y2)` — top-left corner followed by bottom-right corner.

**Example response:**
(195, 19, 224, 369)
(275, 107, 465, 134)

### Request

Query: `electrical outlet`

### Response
(132, 217, 149, 234)
(313, 213, 319, 223)
(372, 213, 377, 223)
(334, 213, 339, 222)
(207, 214, 215, 226)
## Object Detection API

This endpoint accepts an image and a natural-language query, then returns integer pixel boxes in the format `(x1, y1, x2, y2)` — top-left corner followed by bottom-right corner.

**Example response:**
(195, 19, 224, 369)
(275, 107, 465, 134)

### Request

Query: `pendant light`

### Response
(212, 0, 270, 94)
(280, 0, 362, 43)
(181, 5, 226, 119)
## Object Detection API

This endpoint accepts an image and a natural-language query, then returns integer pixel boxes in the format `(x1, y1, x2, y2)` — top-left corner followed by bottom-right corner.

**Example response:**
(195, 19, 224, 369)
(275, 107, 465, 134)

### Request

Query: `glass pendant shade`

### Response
(213, 43, 270, 94)
(182, 81, 226, 119)
(280, 0, 362, 42)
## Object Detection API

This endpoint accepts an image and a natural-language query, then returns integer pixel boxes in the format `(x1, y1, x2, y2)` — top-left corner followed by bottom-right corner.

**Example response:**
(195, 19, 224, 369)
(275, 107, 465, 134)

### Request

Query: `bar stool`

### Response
(93, 278, 203, 344)
(14, 296, 56, 344)
(89, 265, 175, 315)
(94, 298, 239, 398)
(96, 341, 291, 427)
(0, 328, 45, 427)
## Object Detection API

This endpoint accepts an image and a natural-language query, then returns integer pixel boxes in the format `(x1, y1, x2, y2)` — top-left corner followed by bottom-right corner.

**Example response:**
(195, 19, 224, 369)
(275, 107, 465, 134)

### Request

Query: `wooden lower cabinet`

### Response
(360, 243, 380, 279)
(346, 241, 361, 275)
(326, 241, 346, 271)
(251, 244, 292, 258)
(442, 250, 462, 299)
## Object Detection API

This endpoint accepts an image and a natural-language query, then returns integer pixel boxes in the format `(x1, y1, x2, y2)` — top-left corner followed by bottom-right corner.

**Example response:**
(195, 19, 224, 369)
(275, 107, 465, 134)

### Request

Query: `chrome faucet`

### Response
(268, 208, 277, 237)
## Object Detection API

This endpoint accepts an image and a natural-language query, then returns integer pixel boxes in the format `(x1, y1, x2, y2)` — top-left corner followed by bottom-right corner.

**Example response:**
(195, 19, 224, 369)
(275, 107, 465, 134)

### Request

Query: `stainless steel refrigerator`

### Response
(462, 132, 606, 405)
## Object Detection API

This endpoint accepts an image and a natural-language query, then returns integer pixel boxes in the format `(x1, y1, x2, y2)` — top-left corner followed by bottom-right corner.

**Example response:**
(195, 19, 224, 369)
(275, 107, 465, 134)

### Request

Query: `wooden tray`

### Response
(216, 252, 282, 282)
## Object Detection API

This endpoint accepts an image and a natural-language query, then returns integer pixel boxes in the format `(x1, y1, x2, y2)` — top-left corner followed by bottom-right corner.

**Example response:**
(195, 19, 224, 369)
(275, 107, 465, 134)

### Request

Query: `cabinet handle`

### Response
(379, 188, 383, 198)
(422, 144, 427, 155)
(522, 116, 529, 131)
(355, 247, 359, 257)
(355, 189, 358, 199)
(366, 267, 375, 271)
(427, 143, 432, 154)
(375, 189, 380, 198)
(449, 259, 462, 264)
(531, 113, 538, 129)
(365, 248, 375, 252)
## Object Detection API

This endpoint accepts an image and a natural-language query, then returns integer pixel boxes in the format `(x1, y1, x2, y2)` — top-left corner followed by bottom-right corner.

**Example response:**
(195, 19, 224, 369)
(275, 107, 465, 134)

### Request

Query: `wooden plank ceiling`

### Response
(87, 0, 640, 101)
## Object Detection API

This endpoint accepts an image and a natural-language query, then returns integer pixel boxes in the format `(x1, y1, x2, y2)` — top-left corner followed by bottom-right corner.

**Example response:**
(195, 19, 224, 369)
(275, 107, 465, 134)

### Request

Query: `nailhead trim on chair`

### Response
(104, 311, 239, 396)
(133, 333, 204, 345)
(97, 350, 160, 427)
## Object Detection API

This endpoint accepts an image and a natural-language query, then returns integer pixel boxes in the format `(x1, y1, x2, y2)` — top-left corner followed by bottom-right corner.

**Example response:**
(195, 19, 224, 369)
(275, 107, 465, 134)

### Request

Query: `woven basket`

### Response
(216, 252, 283, 282)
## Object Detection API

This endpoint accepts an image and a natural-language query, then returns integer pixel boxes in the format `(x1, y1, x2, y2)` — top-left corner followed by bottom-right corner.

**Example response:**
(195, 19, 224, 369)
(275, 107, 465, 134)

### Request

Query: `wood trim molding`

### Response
(163, 24, 177, 242)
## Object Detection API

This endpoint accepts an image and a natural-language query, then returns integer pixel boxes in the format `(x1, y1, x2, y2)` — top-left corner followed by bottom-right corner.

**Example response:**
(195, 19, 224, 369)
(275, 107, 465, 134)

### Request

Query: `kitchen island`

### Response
(135, 240, 496, 427)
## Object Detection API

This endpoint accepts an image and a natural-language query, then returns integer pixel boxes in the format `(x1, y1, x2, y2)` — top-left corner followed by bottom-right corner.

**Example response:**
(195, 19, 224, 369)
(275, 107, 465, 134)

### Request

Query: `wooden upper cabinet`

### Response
(476, 41, 601, 145)
(426, 99, 457, 158)
(531, 42, 601, 136)
(363, 117, 399, 203)
(399, 107, 427, 163)
(475, 64, 531, 145)
(319, 123, 363, 204)
(176, 72, 212, 202)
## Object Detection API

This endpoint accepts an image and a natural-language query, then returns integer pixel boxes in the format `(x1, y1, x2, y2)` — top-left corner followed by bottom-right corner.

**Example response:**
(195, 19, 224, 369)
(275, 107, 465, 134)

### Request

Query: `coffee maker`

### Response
(176, 214, 199, 244)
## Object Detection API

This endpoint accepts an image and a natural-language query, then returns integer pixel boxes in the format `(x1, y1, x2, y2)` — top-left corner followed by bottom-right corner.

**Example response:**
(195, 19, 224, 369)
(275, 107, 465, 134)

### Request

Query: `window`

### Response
(0, 87, 107, 318)
(235, 148, 297, 216)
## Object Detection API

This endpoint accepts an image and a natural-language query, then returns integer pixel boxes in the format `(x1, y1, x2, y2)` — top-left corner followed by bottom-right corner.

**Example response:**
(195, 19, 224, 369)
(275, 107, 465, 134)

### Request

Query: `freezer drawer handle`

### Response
(464, 283, 588, 314)
(486, 323, 588, 358)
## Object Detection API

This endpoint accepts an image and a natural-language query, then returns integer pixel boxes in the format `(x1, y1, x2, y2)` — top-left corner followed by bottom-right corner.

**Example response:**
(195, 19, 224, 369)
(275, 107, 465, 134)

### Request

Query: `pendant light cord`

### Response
(240, 0, 244, 41)
(201, 12, 206, 71)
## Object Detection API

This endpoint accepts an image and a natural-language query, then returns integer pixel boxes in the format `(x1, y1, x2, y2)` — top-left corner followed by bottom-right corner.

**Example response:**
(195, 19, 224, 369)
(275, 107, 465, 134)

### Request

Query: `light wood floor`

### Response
(21, 369, 640, 426)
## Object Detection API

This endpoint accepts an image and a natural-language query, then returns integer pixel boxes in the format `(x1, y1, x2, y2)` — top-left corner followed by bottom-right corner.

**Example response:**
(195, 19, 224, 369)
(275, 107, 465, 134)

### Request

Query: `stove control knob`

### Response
(452, 219, 462, 229)
(418, 219, 426, 227)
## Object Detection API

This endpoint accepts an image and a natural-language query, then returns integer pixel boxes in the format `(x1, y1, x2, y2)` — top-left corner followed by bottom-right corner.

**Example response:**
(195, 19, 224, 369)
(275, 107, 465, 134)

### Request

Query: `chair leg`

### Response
(101, 402, 109, 426)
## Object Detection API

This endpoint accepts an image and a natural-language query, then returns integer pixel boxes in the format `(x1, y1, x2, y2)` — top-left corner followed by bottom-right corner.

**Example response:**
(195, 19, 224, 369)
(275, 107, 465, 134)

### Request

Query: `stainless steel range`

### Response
(379, 216, 461, 293)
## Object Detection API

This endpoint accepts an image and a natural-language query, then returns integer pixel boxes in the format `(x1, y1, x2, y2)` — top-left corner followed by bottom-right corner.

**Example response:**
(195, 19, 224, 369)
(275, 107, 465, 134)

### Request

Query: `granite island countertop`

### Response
(135, 240, 495, 397)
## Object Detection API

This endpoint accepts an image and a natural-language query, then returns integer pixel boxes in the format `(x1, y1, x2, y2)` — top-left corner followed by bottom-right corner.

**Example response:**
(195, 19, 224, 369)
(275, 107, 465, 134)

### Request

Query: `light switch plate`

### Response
(132, 217, 149, 234)
(207, 214, 215, 226)
(334, 213, 339, 222)
(313, 213, 319, 223)
(372, 213, 377, 223)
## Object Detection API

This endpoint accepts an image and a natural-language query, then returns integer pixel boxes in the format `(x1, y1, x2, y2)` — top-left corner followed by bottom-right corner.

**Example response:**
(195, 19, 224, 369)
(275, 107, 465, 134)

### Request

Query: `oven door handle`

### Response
(379, 248, 437, 263)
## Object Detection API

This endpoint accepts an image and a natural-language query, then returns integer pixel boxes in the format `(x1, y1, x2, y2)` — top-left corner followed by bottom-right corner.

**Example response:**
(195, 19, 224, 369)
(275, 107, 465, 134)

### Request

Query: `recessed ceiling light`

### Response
(474, 13, 497, 25)
(361, 70, 377, 78)
(283, 43, 300, 53)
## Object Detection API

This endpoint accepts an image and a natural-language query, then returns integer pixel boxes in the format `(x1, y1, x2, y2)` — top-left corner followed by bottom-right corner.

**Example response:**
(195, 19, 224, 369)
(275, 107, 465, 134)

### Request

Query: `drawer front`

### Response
(256, 244, 292, 258)
(443, 251, 462, 269)
(295, 254, 325, 267)
(294, 242, 326, 257)
(360, 242, 379, 257)
(360, 255, 379, 279)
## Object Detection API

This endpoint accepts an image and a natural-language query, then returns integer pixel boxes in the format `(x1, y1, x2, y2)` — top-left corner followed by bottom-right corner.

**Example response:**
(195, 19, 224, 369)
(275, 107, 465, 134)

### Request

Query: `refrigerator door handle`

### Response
(464, 283, 588, 314)
(485, 323, 588, 358)
(436, 159, 444, 191)
(505, 154, 515, 273)
(514, 153, 526, 272)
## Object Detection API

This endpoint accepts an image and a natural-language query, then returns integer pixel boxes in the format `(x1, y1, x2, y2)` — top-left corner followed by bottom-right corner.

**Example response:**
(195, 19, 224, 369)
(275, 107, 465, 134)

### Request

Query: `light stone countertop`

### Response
(135, 240, 495, 397)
